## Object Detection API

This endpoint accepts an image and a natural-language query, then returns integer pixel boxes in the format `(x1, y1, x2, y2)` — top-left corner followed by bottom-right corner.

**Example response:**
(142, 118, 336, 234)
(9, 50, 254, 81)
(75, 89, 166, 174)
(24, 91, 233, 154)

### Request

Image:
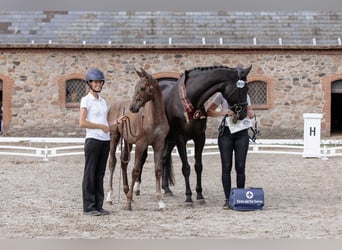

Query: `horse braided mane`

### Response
(184, 65, 235, 78)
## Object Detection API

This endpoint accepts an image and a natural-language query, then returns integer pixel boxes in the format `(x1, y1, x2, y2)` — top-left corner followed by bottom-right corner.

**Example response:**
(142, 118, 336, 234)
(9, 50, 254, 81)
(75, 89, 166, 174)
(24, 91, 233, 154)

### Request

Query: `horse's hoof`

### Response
(123, 205, 132, 211)
(106, 200, 113, 205)
(158, 200, 166, 210)
(159, 207, 168, 212)
(197, 199, 206, 205)
(163, 191, 173, 197)
(184, 201, 194, 208)
(197, 193, 205, 200)
(184, 196, 194, 207)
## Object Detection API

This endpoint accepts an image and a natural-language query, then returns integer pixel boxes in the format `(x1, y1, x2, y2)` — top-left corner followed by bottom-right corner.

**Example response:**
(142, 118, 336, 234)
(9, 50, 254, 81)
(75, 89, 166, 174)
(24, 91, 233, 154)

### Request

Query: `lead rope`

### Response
(249, 114, 259, 142)
(117, 108, 144, 203)
(117, 108, 125, 204)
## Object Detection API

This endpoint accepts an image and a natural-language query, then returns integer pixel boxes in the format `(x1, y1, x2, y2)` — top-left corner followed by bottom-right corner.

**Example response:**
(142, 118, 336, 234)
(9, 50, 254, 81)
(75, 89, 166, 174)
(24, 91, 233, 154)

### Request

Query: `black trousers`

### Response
(82, 138, 110, 212)
(218, 127, 249, 200)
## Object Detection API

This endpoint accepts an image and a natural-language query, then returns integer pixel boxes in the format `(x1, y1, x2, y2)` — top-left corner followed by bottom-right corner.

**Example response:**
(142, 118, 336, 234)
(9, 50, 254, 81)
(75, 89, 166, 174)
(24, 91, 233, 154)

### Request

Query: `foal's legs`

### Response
(125, 144, 146, 210)
(133, 149, 148, 196)
(152, 143, 166, 210)
(106, 133, 120, 204)
(121, 141, 132, 197)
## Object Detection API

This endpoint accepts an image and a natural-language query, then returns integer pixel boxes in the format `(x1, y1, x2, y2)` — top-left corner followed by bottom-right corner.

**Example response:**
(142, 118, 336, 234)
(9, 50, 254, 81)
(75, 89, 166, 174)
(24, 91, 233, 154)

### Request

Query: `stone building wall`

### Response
(1, 45, 342, 139)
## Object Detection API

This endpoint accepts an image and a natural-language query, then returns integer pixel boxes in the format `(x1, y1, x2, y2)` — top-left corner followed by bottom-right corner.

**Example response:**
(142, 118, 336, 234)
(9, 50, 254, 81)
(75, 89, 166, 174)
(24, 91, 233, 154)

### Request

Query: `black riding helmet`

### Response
(86, 68, 105, 93)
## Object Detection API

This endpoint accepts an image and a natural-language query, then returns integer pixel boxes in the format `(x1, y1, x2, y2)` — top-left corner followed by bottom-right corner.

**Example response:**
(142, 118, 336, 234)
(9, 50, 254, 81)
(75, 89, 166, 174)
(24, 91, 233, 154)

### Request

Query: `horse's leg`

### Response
(193, 134, 206, 204)
(125, 144, 146, 210)
(133, 148, 148, 196)
(152, 144, 166, 210)
(121, 141, 131, 210)
(106, 133, 120, 204)
(162, 141, 176, 196)
(176, 139, 193, 204)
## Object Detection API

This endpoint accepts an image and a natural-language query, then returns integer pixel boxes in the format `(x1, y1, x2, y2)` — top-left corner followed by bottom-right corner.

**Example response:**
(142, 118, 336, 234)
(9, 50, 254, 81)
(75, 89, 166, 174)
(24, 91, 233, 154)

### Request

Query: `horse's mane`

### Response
(184, 65, 235, 78)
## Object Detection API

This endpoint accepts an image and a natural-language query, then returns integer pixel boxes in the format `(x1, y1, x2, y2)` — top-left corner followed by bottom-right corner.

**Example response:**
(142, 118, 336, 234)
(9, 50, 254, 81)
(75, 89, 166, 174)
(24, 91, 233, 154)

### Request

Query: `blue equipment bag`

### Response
(229, 188, 264, 211)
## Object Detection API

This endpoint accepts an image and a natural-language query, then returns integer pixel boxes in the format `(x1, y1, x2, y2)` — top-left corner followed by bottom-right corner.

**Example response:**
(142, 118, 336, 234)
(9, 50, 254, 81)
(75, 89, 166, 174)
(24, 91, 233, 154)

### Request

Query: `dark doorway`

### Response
(331, 93, 342, 133)
(331, 80, 342, 134)
(0, 79, 2, 133)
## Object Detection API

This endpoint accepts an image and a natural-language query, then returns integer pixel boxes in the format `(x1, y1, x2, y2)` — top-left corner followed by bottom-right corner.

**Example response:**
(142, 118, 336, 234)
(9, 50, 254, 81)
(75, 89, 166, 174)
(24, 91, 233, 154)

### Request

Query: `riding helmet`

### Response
(86, 68, 105, 84)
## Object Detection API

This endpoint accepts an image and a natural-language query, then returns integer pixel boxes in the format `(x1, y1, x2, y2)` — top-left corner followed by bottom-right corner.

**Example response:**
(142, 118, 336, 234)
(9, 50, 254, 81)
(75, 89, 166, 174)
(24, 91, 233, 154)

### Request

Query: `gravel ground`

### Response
(0, 151, 341, 239)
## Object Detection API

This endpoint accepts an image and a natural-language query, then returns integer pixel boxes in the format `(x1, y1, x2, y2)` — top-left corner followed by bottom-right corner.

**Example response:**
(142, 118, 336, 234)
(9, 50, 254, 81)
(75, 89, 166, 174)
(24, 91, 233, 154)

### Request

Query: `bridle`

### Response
(133, 77, 154, 107)
(118, 77, 154, 163)
(225, 67, 249, 124)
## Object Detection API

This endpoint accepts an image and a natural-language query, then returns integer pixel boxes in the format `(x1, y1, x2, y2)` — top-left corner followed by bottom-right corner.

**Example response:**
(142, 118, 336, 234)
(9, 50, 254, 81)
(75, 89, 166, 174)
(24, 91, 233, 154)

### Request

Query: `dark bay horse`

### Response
(106, 68, 170, 210)
(136, 65, 252, 205)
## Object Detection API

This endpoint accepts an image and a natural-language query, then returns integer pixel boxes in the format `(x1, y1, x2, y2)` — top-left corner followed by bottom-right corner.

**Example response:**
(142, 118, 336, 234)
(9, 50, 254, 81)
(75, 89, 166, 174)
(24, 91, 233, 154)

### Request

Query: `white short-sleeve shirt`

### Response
(80, 93, 110, 141)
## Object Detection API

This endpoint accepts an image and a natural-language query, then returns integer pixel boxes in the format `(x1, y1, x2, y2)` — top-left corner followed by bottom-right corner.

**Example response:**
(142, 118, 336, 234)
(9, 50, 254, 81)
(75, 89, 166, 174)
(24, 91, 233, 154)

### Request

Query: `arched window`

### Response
(0, 74, 14, 133)
(247, 76, 274, 110)
(58, 73, 87, 108)
(0, 79, 3, 107)
(332, 79, 342, 93)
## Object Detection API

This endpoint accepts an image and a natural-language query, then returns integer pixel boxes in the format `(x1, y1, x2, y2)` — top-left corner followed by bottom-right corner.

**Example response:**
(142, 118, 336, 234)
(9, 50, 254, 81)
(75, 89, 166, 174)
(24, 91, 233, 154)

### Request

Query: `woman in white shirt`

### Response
(79, 68, 125, 216)
(207, 92, 255, 209)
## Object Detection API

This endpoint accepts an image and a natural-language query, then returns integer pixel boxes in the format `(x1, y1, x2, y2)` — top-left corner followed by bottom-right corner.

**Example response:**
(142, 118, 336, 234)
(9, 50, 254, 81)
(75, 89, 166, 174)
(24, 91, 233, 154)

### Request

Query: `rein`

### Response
(249, 114, 260, 142)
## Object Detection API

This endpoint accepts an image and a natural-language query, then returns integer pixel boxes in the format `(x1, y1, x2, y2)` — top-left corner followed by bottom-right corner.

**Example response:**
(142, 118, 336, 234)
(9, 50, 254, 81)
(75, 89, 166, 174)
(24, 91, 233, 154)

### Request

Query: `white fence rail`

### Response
(1, 137, 342, 160)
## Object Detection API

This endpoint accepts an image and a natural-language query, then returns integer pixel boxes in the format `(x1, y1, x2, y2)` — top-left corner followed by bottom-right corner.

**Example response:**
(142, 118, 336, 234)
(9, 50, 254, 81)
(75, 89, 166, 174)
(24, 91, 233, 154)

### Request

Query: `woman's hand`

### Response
(248, 110, 255, 119)
(226, 110, 234, 116)
(102, 125, 110, 133)
(116, 115, 127, 124)
(108, 115, 128, 127)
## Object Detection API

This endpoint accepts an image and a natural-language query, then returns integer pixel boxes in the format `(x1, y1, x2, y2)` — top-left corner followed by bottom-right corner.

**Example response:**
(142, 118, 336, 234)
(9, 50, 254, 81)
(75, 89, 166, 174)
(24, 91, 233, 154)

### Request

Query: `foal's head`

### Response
(129, 68, 156, 113)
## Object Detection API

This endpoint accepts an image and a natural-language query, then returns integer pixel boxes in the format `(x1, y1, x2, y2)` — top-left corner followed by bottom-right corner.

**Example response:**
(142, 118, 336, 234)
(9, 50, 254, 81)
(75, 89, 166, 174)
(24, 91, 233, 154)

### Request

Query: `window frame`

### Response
(58, 73, 87, 108)
(247, 75, 274, 110)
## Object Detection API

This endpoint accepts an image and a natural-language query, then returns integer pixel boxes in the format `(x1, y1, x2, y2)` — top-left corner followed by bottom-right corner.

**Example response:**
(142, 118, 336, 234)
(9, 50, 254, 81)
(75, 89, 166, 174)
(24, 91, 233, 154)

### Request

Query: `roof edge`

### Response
(1, 44, 342, 50)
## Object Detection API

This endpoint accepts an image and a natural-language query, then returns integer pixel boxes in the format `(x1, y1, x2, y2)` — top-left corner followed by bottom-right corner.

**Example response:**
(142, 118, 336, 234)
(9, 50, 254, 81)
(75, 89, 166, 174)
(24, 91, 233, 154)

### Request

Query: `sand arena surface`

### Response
(0, 152, 341, 239)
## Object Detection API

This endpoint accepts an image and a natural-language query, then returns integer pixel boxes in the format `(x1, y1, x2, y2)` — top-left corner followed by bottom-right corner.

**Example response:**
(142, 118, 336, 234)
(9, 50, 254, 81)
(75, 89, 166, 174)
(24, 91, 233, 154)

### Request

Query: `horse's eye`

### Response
(140, 87, 146, 91)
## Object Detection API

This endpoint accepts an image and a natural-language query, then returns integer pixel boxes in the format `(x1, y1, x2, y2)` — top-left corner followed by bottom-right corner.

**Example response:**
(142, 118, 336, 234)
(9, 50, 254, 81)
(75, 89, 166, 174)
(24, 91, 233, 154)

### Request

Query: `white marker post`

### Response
(302, 113, 322, 158)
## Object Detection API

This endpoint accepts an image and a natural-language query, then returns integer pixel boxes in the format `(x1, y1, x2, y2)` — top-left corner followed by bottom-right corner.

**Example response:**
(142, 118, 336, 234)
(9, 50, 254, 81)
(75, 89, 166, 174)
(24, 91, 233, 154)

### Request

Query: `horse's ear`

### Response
(245, 65, 252, 74)
(135, 68, 143, 77)
(140, 67, 150, 78)
(240, 65, 252, 78)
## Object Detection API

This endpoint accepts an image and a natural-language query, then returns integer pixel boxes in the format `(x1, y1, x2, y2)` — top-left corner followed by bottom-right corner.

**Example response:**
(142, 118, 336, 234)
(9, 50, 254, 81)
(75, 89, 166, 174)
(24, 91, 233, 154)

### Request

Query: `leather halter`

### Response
(178, 74, 206, 123)
(229, 67, 249, 123)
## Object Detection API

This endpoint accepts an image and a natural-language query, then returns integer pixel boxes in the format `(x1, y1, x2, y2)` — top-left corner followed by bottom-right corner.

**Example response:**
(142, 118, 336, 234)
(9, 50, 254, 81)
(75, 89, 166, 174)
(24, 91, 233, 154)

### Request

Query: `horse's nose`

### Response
(129, 104, 139, 113)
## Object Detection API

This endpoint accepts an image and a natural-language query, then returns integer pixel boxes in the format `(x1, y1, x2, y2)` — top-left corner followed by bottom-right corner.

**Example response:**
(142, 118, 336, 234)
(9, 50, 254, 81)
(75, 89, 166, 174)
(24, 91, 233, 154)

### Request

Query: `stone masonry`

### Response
(1, 45, 341, 139)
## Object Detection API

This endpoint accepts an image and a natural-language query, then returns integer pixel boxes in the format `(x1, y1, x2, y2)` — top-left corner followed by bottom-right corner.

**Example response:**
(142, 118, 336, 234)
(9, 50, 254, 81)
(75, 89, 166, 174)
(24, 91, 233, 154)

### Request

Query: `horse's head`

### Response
(129, 68, 156, 113)
(221, 65, 252, 120)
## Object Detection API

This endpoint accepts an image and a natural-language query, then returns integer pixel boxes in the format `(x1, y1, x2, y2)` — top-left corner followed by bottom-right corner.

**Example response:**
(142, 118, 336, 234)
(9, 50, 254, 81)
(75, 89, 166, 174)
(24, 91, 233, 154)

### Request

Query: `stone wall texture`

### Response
(1, 46, 342, 139)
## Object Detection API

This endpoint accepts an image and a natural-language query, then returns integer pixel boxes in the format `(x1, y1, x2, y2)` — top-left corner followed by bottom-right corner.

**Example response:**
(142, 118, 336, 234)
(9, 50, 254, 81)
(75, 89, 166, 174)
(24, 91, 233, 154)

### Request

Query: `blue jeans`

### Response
(218, 127, 249, 200)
